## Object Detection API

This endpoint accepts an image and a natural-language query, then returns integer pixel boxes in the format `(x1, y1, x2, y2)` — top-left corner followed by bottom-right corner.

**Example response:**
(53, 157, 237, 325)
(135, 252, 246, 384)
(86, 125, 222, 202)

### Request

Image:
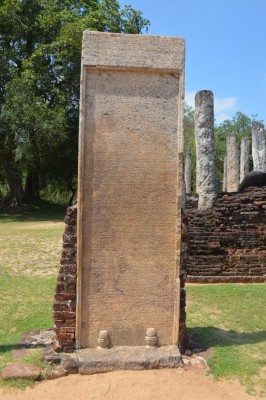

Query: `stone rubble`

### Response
(1, 363, 41, 381)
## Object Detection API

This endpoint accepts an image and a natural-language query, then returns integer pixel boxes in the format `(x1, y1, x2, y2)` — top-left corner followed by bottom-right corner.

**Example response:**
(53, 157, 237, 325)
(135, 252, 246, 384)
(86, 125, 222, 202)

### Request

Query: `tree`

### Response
(214, 112, 254, 189)
(0, 0, 150, 209)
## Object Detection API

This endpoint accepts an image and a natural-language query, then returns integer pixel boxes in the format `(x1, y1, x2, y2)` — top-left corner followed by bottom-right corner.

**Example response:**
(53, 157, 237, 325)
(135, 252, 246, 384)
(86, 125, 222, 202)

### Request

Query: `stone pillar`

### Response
(226, 132, 239, 192)
(240, 137, 250, 183)
(222, 155, 227, 192)
(185, 153, 192, 194)
(77, 32, 185, 351)
(195, 90, 216, 209)
(182, 161, 187, 209)
(252, 122, 266, 172)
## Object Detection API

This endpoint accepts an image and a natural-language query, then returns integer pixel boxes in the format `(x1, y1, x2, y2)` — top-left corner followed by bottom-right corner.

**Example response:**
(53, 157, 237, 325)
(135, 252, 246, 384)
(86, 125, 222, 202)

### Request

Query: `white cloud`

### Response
(214, 96, 238, 124)
(214, 112, 231, 124)
(185, 91, 196, 109)
(185, 91, 238, 124)
(215, 97, 238, 114)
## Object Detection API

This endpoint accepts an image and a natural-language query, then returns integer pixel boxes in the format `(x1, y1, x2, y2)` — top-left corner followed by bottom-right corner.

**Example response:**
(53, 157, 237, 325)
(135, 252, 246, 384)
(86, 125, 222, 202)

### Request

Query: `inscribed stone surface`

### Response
(77, 32, 185, 348)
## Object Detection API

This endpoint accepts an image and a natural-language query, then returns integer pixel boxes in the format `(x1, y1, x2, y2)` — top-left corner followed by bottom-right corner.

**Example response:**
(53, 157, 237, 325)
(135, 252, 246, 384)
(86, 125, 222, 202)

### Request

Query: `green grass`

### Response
(0, 200, 66, 222)
(0, 204, 65, 387)
(0, 349, 47, 390)
(186, 284, 266, 397)
(0, 206, 265, 395)
(0, 201, 65, 276)
(0, 273, 56, 370)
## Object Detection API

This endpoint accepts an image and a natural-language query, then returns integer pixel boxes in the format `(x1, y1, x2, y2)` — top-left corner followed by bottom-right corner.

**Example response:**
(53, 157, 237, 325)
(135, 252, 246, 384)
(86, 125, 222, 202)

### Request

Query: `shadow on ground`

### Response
(0, 328, 54, 357)
(188, 326, 266, 353)
(2, 327, 265, 357)
(0, 201, 66, 223)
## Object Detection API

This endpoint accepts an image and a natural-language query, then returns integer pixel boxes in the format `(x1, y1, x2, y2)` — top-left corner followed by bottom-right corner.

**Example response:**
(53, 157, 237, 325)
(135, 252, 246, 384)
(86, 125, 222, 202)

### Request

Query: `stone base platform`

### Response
(44, 345, 183, 375)
(78, 345, 182, 375)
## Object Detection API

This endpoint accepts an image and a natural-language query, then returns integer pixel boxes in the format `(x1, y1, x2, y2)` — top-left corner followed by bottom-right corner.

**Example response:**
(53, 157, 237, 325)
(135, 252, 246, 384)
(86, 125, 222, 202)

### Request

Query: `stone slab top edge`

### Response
(82, 30, 185, 72)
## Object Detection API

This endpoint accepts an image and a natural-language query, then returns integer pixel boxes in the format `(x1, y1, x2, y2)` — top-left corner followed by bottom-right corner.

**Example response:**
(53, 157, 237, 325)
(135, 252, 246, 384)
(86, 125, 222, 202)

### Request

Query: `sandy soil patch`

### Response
(0, 369, 260, 400)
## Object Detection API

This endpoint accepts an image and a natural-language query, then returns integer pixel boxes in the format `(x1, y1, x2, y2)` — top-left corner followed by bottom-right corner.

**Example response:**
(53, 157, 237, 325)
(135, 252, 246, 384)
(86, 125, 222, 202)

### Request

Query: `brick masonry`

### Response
(53, 206, 77, 353)
(179, 210, 189, 352)
(187, 186, 266, 283)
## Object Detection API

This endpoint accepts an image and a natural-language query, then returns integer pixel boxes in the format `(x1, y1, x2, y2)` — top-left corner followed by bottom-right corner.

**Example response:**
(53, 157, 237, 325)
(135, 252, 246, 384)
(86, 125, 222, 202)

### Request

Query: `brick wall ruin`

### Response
(187, 186, 266, 283)
(53, 206, 77, 353)
(178, 210, 189, 352)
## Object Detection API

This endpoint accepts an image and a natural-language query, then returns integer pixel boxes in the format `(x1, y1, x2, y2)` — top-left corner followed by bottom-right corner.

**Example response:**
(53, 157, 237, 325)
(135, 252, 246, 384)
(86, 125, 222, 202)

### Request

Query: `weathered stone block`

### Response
(77, 32, 185, 348)
(77, 346, 182, 374)
(1, 363, 41, 380)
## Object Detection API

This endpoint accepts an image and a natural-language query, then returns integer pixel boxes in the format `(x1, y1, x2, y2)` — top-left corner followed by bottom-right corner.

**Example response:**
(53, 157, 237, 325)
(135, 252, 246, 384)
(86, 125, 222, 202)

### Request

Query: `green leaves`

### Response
(121, 5, 150, 34)
(0, 0, 150, 206)
(214, 112, 255, 188)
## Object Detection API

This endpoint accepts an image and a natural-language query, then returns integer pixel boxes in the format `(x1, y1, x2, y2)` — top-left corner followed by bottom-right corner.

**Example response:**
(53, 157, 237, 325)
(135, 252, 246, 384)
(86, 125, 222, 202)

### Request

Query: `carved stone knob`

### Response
(97, 330, 110, 348)
(145, 328, 158, 346)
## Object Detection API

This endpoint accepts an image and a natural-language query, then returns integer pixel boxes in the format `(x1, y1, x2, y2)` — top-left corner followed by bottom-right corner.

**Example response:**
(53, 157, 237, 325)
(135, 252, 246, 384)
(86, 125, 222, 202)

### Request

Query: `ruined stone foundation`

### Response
(186, 186, 266, 283)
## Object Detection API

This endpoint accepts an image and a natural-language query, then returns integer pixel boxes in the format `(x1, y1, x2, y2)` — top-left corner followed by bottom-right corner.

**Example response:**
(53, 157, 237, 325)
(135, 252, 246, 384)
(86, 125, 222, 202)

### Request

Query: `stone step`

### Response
(77, 345, 182, 375)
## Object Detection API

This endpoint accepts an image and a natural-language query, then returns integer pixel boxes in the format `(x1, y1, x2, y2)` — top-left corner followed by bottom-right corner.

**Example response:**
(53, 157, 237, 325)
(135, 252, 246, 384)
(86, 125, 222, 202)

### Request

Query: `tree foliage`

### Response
(0, 0, 150, 208)
(214, 112, 256, 188)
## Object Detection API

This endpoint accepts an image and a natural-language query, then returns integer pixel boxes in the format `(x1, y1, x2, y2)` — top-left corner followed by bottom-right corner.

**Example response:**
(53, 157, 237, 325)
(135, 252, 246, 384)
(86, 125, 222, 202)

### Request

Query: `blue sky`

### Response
(119, 0, 266, 125)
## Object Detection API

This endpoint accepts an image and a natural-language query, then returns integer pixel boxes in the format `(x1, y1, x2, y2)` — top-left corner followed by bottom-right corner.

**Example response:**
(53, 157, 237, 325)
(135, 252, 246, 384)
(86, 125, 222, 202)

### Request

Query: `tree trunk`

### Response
(0, 168, 25, 210)
(0, 174, 24, 210)
(25, 171, 40, 201)
(68, 185, 77, 206)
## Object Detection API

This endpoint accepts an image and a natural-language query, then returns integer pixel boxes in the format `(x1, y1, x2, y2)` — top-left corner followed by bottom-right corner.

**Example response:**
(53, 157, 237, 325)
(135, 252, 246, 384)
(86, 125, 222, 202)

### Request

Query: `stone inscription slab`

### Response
(77, 32, 185, 348)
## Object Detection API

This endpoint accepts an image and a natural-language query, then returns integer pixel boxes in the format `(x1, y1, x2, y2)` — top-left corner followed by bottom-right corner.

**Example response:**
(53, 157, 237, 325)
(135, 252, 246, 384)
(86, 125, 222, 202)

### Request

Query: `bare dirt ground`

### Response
(0, 369, 261, 400)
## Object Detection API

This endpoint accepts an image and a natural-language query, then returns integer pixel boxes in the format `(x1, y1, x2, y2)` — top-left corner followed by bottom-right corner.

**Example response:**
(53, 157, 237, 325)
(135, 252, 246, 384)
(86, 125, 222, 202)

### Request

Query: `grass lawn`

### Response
(0, 202, 66, 276)
(186, 284, 266, 397)
(0, 203, 65, 381)
(0, 204, 265, 396)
